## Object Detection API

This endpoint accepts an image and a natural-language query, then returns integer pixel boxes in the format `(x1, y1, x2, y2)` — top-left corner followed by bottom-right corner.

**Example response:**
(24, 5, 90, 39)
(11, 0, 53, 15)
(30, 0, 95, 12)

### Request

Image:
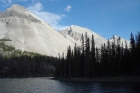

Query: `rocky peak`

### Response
(110, 35, 130, 47)
(7, 4, 28, 12)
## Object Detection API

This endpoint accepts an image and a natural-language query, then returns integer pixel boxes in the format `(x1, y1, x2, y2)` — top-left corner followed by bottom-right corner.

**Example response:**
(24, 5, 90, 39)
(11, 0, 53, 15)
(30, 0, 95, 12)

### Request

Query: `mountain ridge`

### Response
(0, 4, 130, 57)
(59, 25, 130, 48)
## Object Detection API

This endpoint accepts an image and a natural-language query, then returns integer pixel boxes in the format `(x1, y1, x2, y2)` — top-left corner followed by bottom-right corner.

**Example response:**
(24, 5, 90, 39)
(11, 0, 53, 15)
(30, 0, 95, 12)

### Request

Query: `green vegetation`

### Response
(0, 42, 58, 77)
(0, 38, 13, 51)
(0, 38, 11, 41)
(0, 42, 15, 51)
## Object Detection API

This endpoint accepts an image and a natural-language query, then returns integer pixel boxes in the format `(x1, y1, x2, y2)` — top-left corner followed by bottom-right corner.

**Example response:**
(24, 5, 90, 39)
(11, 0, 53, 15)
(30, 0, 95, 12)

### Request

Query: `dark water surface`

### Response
(0, 77, 140, 93)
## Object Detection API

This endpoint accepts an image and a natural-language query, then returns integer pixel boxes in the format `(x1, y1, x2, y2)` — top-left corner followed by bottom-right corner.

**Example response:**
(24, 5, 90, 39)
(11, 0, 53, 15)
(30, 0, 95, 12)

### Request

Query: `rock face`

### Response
(60, 25, 108, 48)
(60, 25, 130, 48)
(0, 4, 130, 57)
(110, 36, 130, 47)
(0, 4, 74, 57)
(60, 25, 107, 48)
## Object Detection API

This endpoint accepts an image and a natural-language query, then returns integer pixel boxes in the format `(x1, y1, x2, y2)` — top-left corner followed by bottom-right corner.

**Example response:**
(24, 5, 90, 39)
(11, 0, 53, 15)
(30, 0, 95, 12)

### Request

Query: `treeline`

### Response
(0, 42, 58, 77)
(55, 32, 140, 78)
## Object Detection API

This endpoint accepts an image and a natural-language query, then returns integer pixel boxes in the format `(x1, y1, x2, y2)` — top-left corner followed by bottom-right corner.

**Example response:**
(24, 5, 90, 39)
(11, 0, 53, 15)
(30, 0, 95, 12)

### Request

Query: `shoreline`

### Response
(52, 76, 140, 82)
(1, 76, 140, 82)
(0, 76, 53, 78)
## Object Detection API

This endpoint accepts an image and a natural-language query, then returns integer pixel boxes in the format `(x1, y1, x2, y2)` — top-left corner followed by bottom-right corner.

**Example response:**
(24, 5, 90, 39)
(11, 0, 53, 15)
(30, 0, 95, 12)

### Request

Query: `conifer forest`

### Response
(55, 32, 140, 78)
(0, 32, 140, 78)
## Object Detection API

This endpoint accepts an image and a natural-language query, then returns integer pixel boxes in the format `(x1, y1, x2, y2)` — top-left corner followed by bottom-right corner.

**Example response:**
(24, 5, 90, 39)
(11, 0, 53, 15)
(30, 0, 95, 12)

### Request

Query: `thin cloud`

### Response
(0, 0, 11, 7)
(8, 0, 12, 3)
(27, 2, 43, 11)
(64, 5, 72, 12)
(0, 0, 6, 3)
(0, 0, 28, 6)
(27, 3, 69, 30)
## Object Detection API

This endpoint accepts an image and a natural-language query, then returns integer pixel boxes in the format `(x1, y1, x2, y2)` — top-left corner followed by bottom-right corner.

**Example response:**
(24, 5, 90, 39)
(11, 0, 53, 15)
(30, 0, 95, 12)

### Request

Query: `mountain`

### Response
(0, 4, 130, 57)
(0, 4, 74, 57)
(60, 25, 130, 48)
(60, 25, 108, 48)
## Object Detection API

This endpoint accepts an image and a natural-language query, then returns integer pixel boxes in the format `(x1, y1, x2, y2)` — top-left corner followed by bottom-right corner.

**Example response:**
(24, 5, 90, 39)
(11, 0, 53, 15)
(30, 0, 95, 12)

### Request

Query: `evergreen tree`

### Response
(116, 37, 121, 76)
(61, 52, 65, 77)
(100, 44, 107, 76)
(84, 32, 90, 77)
(123, 40, 130, 75)
(66, 46, 72, 77)
(84, 32, 88, 77)
(90, 34, 96, 77)
(81, 33, 85, 77)
(106, 39, 111, 76)
(95, 47, 100, 77)
(120, 42, 124, 75)
(130, 32, 136, 75)
(86, 37, 90, 77)
(135, 32, 140, 75)
(73, 43, 80, 77)
(111, 35, 116, 76)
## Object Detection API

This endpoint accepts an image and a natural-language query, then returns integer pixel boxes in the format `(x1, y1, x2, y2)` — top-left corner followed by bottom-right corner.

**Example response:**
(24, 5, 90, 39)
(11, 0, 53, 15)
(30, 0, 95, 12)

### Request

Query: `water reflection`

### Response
(57, 80, 140, 93)
(0, 78, 140, 93)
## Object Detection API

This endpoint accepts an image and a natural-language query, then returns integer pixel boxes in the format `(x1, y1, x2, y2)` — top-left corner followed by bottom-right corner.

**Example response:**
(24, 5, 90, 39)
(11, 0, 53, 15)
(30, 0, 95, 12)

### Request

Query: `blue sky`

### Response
(0, 0, 140, 40)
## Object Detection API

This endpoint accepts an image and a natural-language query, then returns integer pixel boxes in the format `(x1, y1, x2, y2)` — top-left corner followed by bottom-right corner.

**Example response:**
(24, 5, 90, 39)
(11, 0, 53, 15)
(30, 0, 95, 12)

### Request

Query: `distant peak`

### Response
(111, 35, 120, 39)
(70, 25, 80, 27)
(70, 25, 75, 28)
(69, 25, 82, 29)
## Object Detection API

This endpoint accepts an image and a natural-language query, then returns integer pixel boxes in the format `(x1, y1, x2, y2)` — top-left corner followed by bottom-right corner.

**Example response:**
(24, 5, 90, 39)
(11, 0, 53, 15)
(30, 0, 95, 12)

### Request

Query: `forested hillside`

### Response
(0, 41, 57, 77)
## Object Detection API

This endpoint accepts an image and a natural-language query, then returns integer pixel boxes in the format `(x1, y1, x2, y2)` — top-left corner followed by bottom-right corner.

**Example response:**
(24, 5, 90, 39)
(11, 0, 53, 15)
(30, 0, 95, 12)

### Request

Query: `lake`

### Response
(0, 77, 140, 93)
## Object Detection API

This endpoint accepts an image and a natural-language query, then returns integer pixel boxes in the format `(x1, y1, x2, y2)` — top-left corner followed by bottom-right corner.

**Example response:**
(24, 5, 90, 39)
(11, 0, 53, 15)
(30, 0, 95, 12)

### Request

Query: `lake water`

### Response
(0, 77, 140, 93)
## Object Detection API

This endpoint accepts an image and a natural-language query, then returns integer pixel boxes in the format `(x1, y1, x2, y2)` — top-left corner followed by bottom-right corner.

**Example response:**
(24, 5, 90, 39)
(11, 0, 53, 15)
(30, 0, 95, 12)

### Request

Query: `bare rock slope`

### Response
(60, 25, 108, 48)
(60, 25, 130, 48)
(0, 4, 74, 57)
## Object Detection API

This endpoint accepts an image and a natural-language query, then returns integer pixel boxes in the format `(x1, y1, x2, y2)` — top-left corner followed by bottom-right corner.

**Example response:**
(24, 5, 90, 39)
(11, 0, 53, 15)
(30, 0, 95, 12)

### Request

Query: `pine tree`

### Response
(71, 50, 74, 77)
(90, 34, 96, 77)
(130, 32, 136, 75)
(135, 32, 140, 75)
(122, 40, 130, 75)
(86, 37, 90, 77)
(100, 44, 107, 76)
(116, 37, 121, 76)
(95, 47, 100, 77)
(111, 35, 116, 76)
(106, 39, 111, 76)
(73, 43, 79, 77)
(81, 33, 85, 77)
(66, 46, 72, 77)
(120, 42, 124, 75)
(84, 32, 90, 77)
(61, 52, 65, 77)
